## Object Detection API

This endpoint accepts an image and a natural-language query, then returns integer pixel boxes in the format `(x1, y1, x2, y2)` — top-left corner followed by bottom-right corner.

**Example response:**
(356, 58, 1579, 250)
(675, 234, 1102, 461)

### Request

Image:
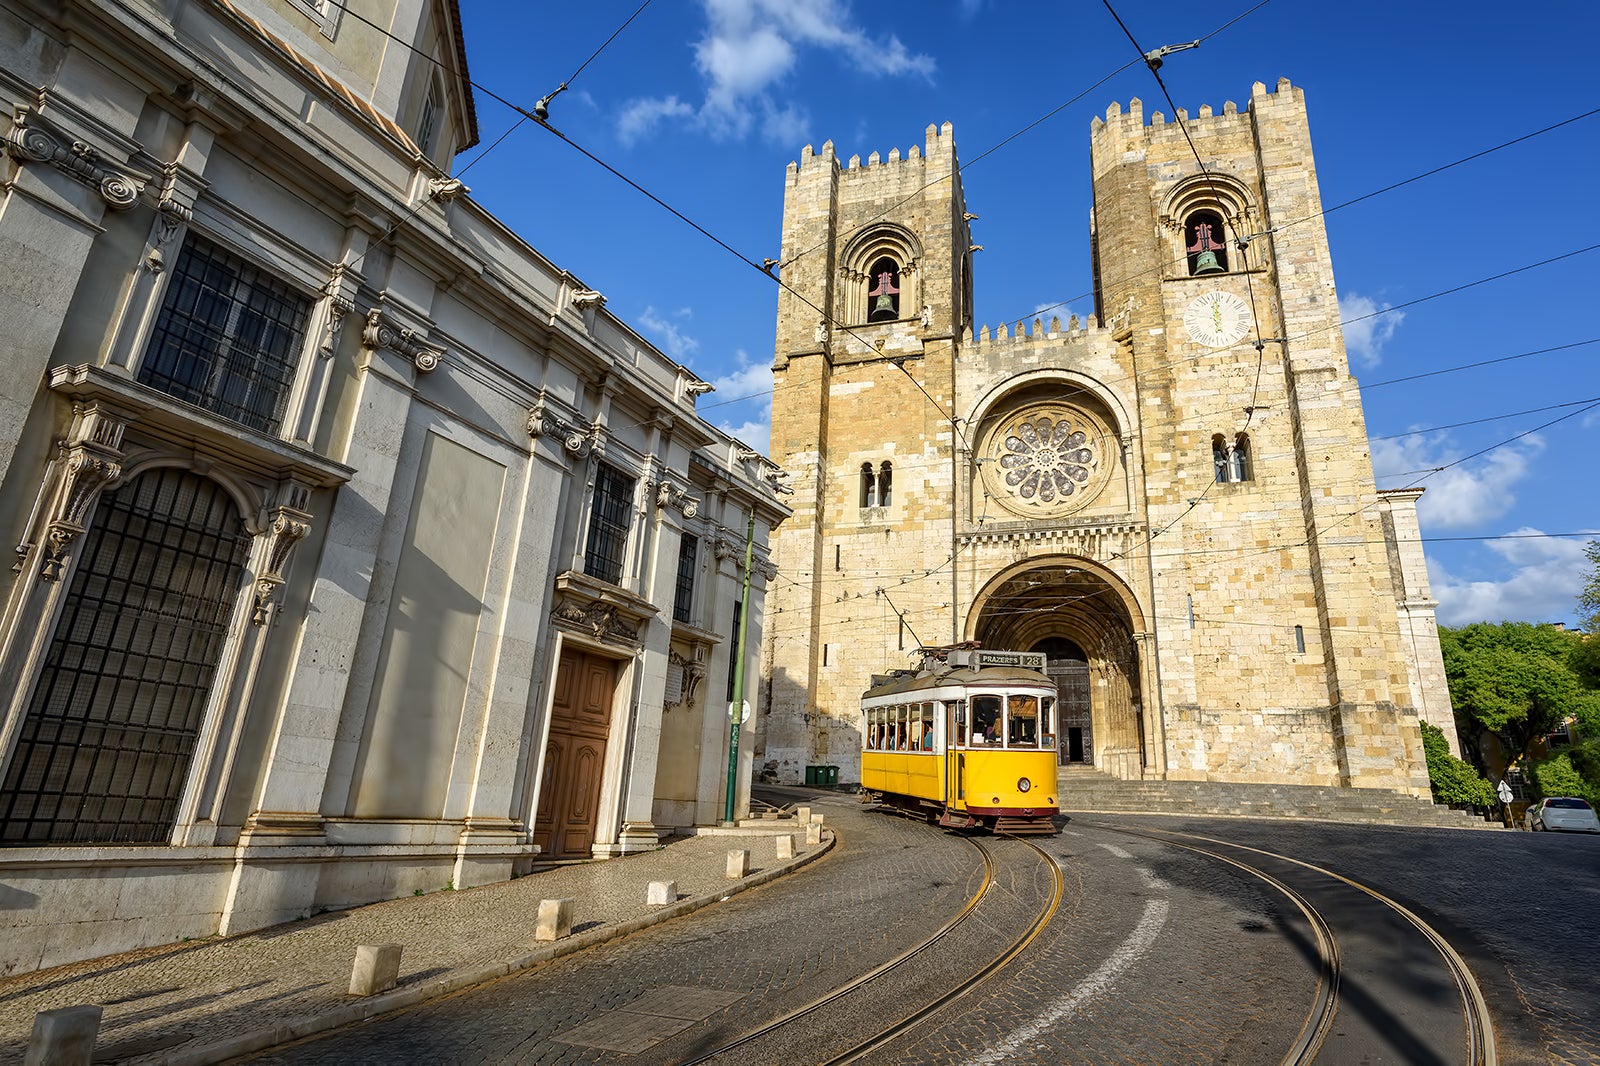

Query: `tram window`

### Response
(920, 704, 935, 750)
(952, 701, 967, 747)
(1008, 695, 1040, 748)
(896, 705, 909, 751)
(1040, 696, 1057, 750)
(972, 695, 1001, 744)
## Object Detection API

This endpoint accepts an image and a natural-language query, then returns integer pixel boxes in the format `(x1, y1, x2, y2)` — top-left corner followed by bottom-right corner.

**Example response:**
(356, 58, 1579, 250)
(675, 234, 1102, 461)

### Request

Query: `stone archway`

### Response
(967, 561, 1145, 779)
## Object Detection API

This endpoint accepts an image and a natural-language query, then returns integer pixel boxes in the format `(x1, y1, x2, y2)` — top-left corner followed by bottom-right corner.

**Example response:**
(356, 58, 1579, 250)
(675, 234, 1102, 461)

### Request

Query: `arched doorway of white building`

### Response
(968, 560, 1147, 779)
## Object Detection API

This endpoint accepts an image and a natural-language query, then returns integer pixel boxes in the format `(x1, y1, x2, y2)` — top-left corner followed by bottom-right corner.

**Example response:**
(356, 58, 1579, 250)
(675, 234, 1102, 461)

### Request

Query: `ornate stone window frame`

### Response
(0, 373, 350, 848)
(1158, 173, 1259, 279)
(838, 223, 923, 326)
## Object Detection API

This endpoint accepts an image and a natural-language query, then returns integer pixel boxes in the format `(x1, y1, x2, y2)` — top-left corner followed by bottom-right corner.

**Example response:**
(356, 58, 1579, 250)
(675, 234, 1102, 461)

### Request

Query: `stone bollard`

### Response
(24, 1004, 102, 1066)
(775, 833, 794, 860)
(647, 880, 677, 906)
(796, 805, 812, 826)
(811, 812, 825, 825)
(726, 848, 750, 878)
(349, 943, 404, 996)
(806, 822, 822, 846)
(536, 898, 575, 942)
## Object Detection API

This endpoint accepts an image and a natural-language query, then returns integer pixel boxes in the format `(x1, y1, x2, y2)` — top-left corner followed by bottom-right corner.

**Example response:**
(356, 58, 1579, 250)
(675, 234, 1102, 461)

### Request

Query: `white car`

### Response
(1526, 797, 1600, 833)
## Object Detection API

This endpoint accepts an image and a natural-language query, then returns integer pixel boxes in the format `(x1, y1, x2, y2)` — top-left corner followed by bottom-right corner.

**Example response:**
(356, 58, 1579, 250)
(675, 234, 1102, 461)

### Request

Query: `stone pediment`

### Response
(551, 571, 658, 650)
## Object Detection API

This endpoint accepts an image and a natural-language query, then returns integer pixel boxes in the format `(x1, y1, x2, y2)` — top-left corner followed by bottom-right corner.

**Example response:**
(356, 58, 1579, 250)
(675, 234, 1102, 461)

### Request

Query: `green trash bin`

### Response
(823, 765, 839, 787)
(804, 765, 820, 786)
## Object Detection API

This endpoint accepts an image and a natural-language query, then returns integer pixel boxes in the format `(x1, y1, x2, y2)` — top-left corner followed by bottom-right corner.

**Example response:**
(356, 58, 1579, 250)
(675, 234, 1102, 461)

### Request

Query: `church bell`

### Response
(1192, 249, 1225, 275)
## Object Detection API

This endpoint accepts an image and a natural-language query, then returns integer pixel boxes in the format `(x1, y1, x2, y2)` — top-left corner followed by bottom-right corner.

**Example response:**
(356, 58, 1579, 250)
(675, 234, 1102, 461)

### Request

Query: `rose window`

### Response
(1000, 417, 1094, 503)
(978, 402, 1113, 519)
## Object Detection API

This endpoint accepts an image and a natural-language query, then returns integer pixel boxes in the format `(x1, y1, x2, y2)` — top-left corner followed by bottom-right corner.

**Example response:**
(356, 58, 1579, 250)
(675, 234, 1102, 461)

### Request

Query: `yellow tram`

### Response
(860, 648, 1059, 834)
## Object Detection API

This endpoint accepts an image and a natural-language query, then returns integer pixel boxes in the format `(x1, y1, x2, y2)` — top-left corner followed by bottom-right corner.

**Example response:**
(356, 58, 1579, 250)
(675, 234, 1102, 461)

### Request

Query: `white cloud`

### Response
(1339, 291, 1404, 369)
(636, 306, 701, 362)
(1370, 433, 1543, 531)
(618, 0, 934, 145)
(617, 96, 697, 147)
(707, 349, 774, 453)
(1430, 529, 1596, 626)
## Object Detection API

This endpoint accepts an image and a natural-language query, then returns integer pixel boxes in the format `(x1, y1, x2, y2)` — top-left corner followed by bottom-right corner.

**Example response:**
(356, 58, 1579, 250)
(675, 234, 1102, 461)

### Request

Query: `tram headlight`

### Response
(1017, 777, 1032, 793)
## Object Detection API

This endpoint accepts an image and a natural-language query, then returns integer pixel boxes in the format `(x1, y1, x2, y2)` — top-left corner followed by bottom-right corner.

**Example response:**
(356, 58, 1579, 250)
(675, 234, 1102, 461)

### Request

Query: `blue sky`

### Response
(454, 0, 1598, 628)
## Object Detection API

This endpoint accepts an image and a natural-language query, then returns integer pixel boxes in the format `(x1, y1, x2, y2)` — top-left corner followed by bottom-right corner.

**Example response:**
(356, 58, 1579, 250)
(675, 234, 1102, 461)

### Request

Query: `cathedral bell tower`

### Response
(759, 124, 973, 783)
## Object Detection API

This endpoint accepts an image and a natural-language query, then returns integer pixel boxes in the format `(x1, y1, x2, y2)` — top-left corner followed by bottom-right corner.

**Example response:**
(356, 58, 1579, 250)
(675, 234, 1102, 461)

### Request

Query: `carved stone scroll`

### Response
(36, 403, 130, 581)
(363, 307, 443, 373)
(251, 506, 312, 625)
(5, 109, 143, 210)
(527, 388, 600, 458)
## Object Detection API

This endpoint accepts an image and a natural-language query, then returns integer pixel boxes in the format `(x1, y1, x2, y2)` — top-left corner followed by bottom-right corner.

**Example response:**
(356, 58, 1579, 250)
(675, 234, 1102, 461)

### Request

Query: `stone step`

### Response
(1057, 772, 1496, 829)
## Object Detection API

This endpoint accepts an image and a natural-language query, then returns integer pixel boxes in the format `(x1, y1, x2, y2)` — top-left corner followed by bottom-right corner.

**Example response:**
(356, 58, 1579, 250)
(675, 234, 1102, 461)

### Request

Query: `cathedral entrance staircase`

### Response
(1058, 766, 1499, 829)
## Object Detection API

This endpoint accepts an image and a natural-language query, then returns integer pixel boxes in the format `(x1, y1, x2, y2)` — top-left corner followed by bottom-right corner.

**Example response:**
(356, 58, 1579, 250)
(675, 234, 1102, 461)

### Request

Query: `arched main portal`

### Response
(968, 561, 1146, 779)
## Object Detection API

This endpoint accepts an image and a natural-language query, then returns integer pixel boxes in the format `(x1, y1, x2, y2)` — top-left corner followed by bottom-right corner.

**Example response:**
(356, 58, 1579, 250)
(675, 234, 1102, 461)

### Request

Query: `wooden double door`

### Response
(533, 649, 617, 859)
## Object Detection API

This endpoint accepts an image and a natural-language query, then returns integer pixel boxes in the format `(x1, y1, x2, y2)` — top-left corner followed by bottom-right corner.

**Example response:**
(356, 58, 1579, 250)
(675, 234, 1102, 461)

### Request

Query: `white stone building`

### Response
(0, 0, 786, 975)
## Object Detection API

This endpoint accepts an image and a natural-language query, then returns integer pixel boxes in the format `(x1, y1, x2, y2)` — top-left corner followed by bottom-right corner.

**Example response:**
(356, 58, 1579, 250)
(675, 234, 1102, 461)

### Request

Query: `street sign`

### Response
(729, 700, 750, 724)
(1497, 780, 1513, 804)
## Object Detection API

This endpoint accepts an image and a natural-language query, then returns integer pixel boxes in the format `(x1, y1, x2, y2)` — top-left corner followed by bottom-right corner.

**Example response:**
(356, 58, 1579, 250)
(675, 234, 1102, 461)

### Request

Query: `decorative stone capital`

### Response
(6, 108, 143, 210)
(527, 388, 600, 459)
(363, 307, 443, 373)
(37, 405, 128, 580)
(655, 480, 701, 519)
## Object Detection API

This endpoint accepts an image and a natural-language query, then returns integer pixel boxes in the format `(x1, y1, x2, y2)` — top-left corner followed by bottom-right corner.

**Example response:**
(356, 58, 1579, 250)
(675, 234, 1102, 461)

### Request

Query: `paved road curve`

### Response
(241, 797, 1597, 1064)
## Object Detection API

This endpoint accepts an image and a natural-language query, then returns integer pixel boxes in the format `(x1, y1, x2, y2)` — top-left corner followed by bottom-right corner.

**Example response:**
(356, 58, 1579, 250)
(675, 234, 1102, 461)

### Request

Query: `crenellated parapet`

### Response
(786, 122, 957, 186)
(966, 308, 1131, 356)
(1090, 77, 1302, 149)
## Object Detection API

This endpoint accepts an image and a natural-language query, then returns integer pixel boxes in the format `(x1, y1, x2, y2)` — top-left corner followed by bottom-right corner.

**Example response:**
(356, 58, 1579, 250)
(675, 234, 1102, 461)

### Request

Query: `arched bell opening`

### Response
(967, 561, 1147, 779)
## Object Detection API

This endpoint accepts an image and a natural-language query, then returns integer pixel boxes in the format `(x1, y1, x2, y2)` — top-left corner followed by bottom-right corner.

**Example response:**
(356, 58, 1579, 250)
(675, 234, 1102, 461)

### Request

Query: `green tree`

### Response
(1440, 621, 1588, 768)
(1579, 539, 1600, 633)
(1419, 721, 1494, 806)
(1528, 751, 1598, 808)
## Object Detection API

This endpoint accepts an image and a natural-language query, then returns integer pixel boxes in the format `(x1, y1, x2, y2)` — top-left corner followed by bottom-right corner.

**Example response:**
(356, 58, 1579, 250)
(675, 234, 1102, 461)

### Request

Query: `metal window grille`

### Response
(139, 233, 311, 435)
(673, 534, 698, 624)
(583, 463, 634, 585)
(0, 469, 250, 845)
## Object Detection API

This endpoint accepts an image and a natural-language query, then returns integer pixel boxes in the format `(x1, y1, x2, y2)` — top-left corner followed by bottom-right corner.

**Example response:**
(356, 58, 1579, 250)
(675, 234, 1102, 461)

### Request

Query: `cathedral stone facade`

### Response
(758, 79, 1455, 796)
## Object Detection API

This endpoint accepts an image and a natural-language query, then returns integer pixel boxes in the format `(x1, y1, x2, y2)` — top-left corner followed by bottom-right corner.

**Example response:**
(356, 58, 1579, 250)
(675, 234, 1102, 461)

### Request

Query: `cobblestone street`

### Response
(5, 793, 1596, 1064)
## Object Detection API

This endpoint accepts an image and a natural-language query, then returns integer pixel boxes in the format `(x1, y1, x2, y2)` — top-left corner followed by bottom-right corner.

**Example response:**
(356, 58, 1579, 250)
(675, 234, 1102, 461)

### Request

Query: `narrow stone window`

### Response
(673, 533, 698, 624)
(866, 257, 900, 322)
(877, 462, 893, 507)
(1185, 210, 1228, 275)
(1230, 433, 1252, 482)
(860, 462, 876, 507)
(1213, 433, 1253, 484)
(1294, 624, 1306, 654)
(584, 463, 635, 585)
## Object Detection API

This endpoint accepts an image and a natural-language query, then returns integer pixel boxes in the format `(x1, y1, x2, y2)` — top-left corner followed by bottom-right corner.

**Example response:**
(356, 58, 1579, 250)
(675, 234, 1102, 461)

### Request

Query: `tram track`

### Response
(676, 831, 1063, 1065)
(1088, 819, 1496, 1066)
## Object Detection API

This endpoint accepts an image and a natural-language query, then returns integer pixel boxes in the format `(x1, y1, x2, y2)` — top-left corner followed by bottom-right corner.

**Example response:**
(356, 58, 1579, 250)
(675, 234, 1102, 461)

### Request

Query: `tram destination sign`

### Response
(950, 649, 1048, 671)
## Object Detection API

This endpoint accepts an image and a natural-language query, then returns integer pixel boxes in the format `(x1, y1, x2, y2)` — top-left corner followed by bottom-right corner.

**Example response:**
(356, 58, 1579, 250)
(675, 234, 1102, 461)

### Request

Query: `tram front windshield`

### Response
(966, 692, 1055, 749)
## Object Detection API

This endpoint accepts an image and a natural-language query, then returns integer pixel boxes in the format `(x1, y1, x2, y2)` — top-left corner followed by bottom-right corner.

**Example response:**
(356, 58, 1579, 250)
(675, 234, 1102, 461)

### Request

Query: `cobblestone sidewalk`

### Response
(0, 821, 832, 1066)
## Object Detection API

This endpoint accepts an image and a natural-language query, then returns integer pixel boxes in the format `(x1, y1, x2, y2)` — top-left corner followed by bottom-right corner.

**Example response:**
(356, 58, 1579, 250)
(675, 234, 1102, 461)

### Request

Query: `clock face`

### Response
(1183, 290, 1253, 348)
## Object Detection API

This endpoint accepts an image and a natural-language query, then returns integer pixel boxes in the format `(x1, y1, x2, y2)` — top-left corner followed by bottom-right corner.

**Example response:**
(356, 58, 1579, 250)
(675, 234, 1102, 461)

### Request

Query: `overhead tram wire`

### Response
(298, 1, 657, 287)
(774, 0, 1275, 277)
(1363, 338, 1600, 390)
(1018, 101, 1600, 341)
(1092, 0, 1282, 559)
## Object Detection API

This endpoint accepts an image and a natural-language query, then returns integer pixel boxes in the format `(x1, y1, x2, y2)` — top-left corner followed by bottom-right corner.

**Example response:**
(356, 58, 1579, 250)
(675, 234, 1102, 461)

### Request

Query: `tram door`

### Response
(1037, 638, 1092, 767)
(945, 701, 966, 810)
